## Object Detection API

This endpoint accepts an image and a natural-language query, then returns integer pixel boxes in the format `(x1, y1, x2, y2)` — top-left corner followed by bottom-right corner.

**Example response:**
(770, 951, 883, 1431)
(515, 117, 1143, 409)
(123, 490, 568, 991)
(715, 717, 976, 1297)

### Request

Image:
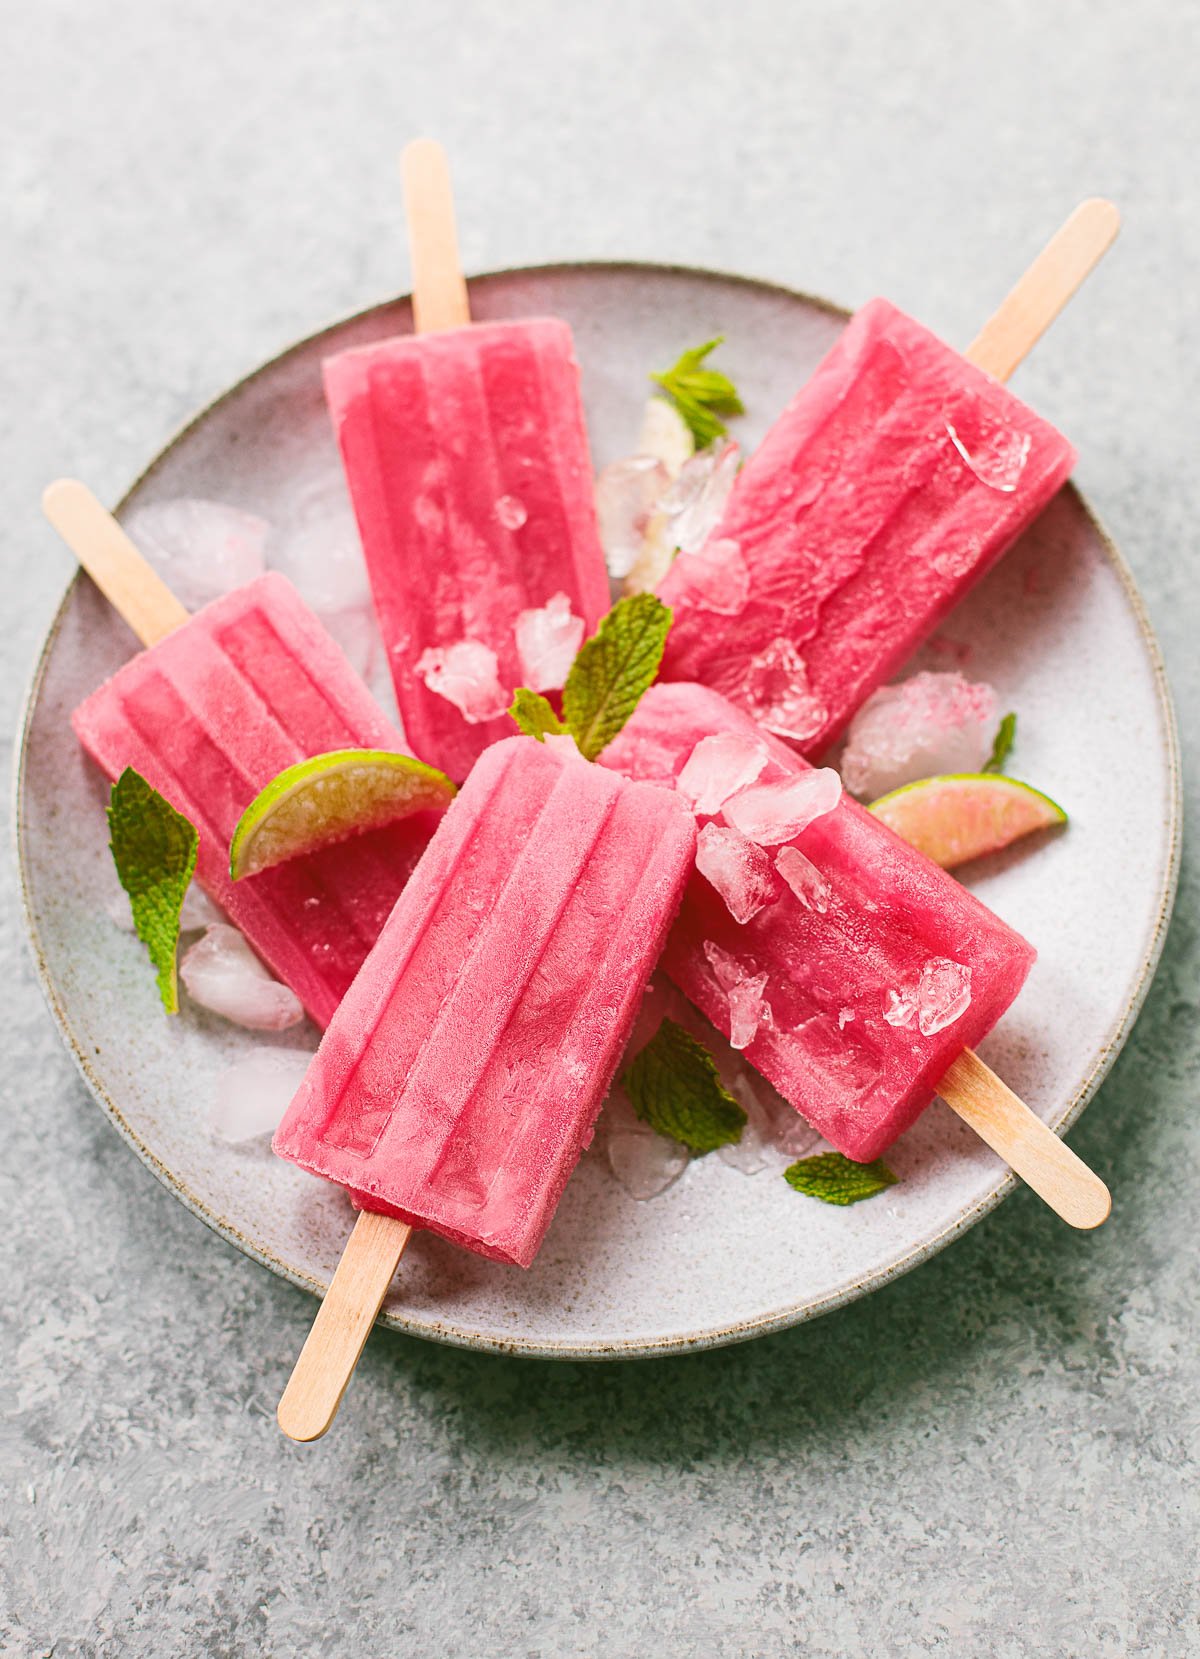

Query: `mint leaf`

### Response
(783, 1152, 898, 1206)
(562, 593, 672, 761)
(651, 337, 745, 448)
(621, 1019, 746, 1154)
(107, 768, 199, 1014)
(982, 712, 1017, 774)
(509, 688, 567, 742)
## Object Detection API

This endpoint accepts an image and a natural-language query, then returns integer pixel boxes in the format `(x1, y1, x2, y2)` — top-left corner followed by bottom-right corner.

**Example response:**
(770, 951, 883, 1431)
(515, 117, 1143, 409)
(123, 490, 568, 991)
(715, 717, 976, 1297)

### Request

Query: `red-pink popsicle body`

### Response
(72, 572, 444, 1029)
(657, 299, 1077, 756)
(323, 317, 611, 781)
(273, 738, 696, 1268)
(600, 683, 1036, 1161)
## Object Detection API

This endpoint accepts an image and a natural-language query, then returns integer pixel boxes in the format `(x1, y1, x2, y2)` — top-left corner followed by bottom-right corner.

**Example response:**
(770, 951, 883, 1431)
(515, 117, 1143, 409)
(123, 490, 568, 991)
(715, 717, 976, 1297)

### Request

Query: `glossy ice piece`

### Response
(324, 316, 611, 779)
(72, 573, 443, 1029)
(601, 684, 1036, 1161)
(273, 738, 696, 1268)
(657, 300, 1077, 755)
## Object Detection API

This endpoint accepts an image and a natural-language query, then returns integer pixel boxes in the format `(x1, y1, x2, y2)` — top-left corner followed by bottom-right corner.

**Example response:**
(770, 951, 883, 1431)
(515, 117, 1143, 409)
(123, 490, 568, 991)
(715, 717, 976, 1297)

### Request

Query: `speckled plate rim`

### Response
(13, 262, 1183, 1360)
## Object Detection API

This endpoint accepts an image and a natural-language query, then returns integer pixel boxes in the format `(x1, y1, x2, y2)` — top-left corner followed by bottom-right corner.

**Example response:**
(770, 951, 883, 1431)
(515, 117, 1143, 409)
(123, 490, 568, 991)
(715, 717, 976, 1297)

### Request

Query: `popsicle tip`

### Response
(276, 1393, 334, 1444)
(42, 477, 84, 517)
(1075, 197, 1121, 242)
(400, 136, 448, 172)
(1064, 1174, 1112, 1231)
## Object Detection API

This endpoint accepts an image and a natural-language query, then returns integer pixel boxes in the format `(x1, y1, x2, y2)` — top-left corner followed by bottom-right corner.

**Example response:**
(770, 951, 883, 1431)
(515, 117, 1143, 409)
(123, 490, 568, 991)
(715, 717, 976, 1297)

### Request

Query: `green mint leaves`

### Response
(561, 593, 672, 761)
(982, 712, 1017, 774)
(650, 337, 745, 449)
(508, 688, 568, 742)
(107, 768, 199, 1014)
(621, 1019, 747, 1154)
(783, 1152, 898, 1206)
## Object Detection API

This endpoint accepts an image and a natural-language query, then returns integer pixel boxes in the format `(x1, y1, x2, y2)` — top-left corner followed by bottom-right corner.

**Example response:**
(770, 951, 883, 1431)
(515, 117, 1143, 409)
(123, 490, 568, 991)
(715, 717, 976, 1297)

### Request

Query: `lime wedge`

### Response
(229, 749, 455, 880)
(868, 773, 1066, 870)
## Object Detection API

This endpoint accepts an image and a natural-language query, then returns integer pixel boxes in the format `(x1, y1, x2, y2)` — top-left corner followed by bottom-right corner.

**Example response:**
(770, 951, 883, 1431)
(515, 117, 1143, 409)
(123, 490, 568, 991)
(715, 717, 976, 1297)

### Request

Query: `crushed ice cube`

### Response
(917, 957, 972, 1035)
(717, 1081, 773, 1175)
(661, 440, 741, 555)
(595, 455, 670, 579)
(179, 883, 225, 932)
(695, 823, 778, 924)
(637, 397, 694, 477)
(607, 1129, 688, 1199)
(209, 1047, 313, 1144)
(180, 925, 305, 1031)
(267, 476, 371, 611)
(494, 494, 528, 531)
(774, 845, 833, 912)
(702, 940, 769, 1050)
(677, 732, 769, 816)
(126, 499, 270, 611)
(739, 638, 828, 743)
(840, 671, 998, 800)
(514, 592, 585, 692)
(945, 421, 1032, 493)
(723, 768, 842, 846)
(838, 1007, 855, 1029)
(884, 986, 919, 1029)
(416, 640, 510, 723)
(673, 537, 750, 615)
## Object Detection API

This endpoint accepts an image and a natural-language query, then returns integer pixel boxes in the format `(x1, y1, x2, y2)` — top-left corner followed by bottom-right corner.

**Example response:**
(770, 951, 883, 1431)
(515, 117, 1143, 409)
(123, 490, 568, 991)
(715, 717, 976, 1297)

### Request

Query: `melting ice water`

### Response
(514, 592, 584, 692)
(416, 640, 510, 723)
(595, 455, 670, 579)
(695, 823, 778, 924)
(840, 671, 997, 800)
(723, 768, 842, 847)
(180, 925, 305, 1031)
(678, 732, 769, 816)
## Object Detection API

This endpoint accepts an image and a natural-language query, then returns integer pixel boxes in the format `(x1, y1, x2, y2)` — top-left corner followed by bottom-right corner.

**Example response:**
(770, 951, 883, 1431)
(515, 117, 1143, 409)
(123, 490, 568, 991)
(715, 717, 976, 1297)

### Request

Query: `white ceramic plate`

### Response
(15, 265, 1180, 1358)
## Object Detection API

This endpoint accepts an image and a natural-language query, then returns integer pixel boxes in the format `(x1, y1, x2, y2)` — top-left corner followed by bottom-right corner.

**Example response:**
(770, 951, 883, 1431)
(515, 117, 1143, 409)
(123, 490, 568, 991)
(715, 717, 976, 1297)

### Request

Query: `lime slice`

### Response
(638, 396, 695, 477)
(868, 773, 1066, 869)
(229, 749, 455, 879)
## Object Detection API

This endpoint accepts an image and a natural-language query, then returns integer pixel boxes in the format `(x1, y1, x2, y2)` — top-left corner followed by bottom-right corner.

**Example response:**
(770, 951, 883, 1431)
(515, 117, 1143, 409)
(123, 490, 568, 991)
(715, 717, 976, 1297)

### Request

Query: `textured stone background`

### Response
(4, 3, 1197, 1655)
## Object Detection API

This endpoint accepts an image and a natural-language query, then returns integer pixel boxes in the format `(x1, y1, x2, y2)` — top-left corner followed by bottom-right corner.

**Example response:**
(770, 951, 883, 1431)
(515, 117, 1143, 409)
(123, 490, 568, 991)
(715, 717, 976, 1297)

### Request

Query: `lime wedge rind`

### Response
(868, 772, 1066, 871)
(230, 748, 456, 880)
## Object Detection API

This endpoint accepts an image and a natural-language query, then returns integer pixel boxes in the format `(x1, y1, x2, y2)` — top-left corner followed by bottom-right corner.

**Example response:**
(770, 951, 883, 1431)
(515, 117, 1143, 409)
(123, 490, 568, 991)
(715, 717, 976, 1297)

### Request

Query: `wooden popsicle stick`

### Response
(965, 198, 1120, 383)
(42, 478, 191, 646)
(400, 138, 471, 334)
(938, 1049, 1110, 1229)
(277, 1211, 413, 1442)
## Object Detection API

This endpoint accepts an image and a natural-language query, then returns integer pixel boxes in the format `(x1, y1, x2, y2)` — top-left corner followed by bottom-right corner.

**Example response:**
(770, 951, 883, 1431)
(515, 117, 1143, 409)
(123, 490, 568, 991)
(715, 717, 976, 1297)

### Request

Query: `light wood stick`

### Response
(277, 1212, 413, 1442)
(400, 138, 471, 334)
(938, 1049, 1110, 1229)
(42, 479, 190, 646)
(965, 198, 1120, 382)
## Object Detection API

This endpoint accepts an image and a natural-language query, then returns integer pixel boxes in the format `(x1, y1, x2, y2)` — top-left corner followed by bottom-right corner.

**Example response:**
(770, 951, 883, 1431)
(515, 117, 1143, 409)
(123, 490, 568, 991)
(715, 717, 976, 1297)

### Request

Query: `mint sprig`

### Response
(508, 688, 568, 742)
(621, 1019, 747, 1154)
(650, 337, 745, 449)
(107, 767, 199, 1013)
(783, 1152, 898, 1206)
(561, 593, 672, 761)
(982, 712, 1017, 774)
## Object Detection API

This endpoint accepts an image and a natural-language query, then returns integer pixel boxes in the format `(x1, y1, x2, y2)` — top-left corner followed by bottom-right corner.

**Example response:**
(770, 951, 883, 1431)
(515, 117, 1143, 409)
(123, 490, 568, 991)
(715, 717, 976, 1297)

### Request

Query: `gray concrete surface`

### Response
(3, 3, 1197, 1654)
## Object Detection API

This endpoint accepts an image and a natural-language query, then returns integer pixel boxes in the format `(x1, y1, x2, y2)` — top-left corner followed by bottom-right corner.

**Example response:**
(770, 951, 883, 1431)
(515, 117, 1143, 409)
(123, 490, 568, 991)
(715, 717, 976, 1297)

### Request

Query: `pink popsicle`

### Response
(657, 299, 1077, 755)
(601, 683, 1036, 1162)
(73, 571, 444, 1029)
(323, 317, 611, 781)
(273, 737, 696, 1267)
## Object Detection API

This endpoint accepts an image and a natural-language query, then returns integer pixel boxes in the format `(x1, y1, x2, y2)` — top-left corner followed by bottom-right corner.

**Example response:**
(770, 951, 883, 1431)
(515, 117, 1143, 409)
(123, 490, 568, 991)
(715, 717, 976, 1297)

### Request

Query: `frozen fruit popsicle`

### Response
(49, 483, 444, 1030)
(601, 682, 1109, 1226)
(322, 141, 610, 780)
(657, 202, 1118, 754)
(275, 737, 695, 1264)
(273, 735, 695, 1439)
